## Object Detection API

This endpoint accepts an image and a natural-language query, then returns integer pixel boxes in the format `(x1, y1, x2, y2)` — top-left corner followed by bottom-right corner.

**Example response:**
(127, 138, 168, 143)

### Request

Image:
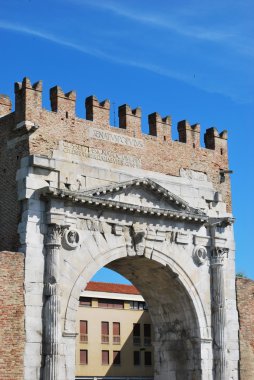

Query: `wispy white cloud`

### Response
(0, 20, 186, 79)
(0, 21, 106, 58)
(0, 20, 251, 103)
(71, 0, 253, 57)
(72, 0, 234, 42)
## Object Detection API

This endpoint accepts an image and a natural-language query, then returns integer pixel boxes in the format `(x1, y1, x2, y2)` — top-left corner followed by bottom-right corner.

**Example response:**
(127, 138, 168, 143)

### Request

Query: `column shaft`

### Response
(211, 247, 228, 380)
(42, 225, 65, 380)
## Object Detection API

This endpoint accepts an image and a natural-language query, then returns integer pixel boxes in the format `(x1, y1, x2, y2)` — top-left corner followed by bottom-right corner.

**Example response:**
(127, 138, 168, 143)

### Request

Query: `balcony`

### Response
(133, 336, 141, 346)
(144, 337, 151, 346)
(113, 335, 121, 345)
(101, 334, 109, 344)
(80, 334, 88, 343)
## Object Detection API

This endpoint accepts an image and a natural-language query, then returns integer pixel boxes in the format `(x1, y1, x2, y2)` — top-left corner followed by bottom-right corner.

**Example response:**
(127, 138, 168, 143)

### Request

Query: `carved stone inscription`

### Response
(89, 147, 141, 168)
(61, 141, 88, 157)
(89, 127, 145, 148)
(60, 141, 141, 168)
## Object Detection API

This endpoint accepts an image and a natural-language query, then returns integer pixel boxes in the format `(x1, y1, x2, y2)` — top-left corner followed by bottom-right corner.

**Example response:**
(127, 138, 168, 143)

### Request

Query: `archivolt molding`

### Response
(63, 230, 210, 341)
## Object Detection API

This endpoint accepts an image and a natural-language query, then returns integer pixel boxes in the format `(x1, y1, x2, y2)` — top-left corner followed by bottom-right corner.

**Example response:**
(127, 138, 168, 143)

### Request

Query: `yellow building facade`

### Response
(75, 282, 154, 379)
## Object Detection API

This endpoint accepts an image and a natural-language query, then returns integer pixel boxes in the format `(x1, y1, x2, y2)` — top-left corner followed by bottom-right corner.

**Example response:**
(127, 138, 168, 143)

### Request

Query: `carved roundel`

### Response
(193, 245, 207, 266)
(64, 229, 80, 250)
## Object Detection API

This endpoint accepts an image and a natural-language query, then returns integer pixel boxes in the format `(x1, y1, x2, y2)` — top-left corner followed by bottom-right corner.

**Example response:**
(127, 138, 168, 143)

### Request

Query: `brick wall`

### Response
(0, 251, 25, 380)
(0, 111, 29, 251)
(236, 277, 254, 379)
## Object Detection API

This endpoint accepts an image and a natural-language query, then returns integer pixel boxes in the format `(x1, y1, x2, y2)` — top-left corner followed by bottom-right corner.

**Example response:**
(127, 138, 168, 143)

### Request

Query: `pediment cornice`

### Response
(41, 177, 208, 223)
(83, 178, 189, 210)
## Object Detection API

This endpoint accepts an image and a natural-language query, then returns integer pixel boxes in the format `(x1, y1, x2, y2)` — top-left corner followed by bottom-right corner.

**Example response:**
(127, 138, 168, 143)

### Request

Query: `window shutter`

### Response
(133, 323, 140, 336)
(80, 320, 87, 334)
(145, 351, 152, 366)
(80, 350, 88, 364)
(101, 321, 109, 335)
(144, 323, 151, 337)
(134, 351, 140, 365)
(102, 350, 109, 365)
(113, 322, 120, 335)
(113, 351, 120, 365)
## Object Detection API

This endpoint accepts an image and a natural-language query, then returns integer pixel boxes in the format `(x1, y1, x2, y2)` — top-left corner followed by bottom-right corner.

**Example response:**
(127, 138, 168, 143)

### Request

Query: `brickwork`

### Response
(0, 110, 29, 251)
(0, 77, 231, 250)
(0, 251, 25, 380)
(236, 277, 254, 379)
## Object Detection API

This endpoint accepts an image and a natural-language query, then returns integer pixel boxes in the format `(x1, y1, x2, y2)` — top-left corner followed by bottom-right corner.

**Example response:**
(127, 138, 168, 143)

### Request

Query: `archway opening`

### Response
(74, 256, 201, 380)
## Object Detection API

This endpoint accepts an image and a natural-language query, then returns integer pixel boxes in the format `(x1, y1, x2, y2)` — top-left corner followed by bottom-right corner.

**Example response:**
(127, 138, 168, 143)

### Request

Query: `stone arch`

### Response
(63, 235, 212, 379)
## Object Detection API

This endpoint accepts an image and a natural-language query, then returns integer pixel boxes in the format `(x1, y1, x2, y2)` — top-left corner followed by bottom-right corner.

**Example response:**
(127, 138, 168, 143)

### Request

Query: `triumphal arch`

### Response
(0, 78, 239, 379)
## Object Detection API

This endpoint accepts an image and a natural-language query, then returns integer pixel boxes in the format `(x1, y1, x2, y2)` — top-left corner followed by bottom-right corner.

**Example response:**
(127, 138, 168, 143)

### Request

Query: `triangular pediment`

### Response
(83, 178, 206, 219)
(42, 178, 207, 223)
(84, 178, 189, 212)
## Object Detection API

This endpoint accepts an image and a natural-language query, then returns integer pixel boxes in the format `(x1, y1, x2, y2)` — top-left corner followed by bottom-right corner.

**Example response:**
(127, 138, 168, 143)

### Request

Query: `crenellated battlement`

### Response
(148, 112, 171, 141)
(205, 127, 228, 153)
(14, 77, 42, 122)
(177, 120, 201, 148)
(85, 95, 110, 126)
(1, 77, 228, 154)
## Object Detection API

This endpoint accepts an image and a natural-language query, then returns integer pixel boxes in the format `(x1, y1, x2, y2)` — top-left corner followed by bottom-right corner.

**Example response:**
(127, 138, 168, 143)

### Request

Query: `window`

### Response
(131, 301, 139, 310)
(144, 324, 151, 346)
(98, 299, 124, 309)
(130, 301, 146, 310)
(102, 350, 109, 365)
(79, 297, 91, 307)
(133, 323, 141, 345)
(133, 351, 140, 366)
(113, 351, 121, 365)
(101, 321, 109, 344)
(113, 322, 120, 344)
(80, 349, 88, 365)
(80, 320, 88, 343)
(145, 351, 152, 366)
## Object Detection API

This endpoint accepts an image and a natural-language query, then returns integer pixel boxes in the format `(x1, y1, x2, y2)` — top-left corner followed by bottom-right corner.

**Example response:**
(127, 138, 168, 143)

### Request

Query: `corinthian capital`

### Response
(46, 224, 68, 246)
(211, 247, 229, 266)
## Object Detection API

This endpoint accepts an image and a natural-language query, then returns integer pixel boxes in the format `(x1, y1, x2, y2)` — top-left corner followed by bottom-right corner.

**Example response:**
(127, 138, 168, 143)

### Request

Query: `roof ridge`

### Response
(85, 281, 141, 295)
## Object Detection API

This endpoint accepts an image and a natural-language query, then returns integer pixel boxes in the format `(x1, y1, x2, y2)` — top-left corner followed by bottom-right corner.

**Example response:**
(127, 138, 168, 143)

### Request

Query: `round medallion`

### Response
(193, 245, 207, 266)
(64, 229, 80, 250)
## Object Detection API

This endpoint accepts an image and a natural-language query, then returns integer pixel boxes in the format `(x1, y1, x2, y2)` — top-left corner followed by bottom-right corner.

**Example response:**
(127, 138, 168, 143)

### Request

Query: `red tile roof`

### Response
(85, 281, 140, 295)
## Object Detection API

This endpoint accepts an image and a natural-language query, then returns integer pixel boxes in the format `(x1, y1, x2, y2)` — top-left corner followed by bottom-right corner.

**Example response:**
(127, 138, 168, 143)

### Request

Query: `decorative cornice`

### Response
(41, 186, 208, 223)
(82, 178, 191, 210)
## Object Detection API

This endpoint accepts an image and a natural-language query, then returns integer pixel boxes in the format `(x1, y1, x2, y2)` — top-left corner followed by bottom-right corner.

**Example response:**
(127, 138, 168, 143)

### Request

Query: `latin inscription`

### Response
(60, 141, 141, 168)
(89, 147, 141, 167)
(61, 141, 89, 157)
(89, 127, 144, 148)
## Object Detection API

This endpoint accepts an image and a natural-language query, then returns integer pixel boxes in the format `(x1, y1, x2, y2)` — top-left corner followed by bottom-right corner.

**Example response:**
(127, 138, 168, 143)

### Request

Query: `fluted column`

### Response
(43, 224, 66, 380)
(211, 246, 228, 380)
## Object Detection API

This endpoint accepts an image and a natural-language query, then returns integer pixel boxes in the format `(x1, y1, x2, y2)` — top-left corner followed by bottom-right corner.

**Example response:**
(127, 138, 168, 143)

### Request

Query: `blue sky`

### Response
(0, 0, 253, 281)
